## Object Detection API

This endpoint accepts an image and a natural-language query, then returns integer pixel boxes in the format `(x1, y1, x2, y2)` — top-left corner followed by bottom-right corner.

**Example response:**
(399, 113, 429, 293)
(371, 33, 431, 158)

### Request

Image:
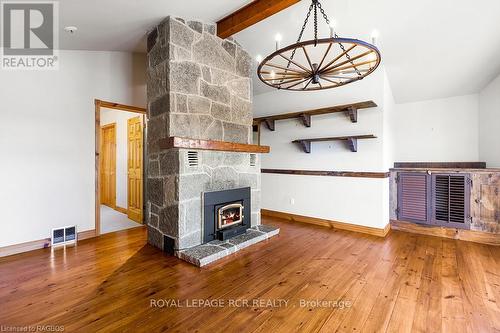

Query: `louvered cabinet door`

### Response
(397, 173, 431, 224)
(431, 174, 471, 229)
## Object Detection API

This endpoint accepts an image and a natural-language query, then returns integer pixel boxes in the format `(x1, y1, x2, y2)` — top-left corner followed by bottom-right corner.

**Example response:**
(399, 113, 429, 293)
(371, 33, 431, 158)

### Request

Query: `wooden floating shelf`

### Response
(159, 137, 270, 154)
(292, 134, 377, 153)
(253, 100, 377, 131)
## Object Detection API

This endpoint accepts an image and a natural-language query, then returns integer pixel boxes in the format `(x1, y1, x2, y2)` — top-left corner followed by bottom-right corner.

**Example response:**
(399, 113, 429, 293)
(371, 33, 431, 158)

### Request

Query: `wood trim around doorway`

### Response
(98, 100, 147, 114)
(95, 99, 147, 236)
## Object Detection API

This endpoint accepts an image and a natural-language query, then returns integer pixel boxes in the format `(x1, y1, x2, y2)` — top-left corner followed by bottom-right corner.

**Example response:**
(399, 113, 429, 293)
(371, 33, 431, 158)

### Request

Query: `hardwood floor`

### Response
(1, 217, 499, 332)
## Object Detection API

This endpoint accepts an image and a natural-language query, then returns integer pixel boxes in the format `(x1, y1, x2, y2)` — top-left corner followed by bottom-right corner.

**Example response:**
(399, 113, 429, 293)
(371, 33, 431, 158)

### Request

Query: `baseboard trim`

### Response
(262, 209, 390, 237)
(78, 229, 97, 241)
(0, 238, 51, 258)
(115, 206, 128, 215)
(391, 220, 500, 246)
(0, 229, 98, 258)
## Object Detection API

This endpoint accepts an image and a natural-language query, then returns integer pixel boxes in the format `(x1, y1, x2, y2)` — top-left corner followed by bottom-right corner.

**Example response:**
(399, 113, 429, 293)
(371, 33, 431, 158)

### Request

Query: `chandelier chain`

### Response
(313, 2, 318, 44)
(292, 2, 313, 54)
(281, 2, 314, 82)
(278, 0, 369, 87)
(316, 1, 362, 77)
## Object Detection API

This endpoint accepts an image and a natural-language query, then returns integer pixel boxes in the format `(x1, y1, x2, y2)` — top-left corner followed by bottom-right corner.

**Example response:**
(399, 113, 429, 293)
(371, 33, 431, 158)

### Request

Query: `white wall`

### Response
(0, 47, 493, 247)
(256, 70, 386, 171)
(382, 70, 396, 226)
(479, 73, 500, 167)
(391, 94, 479, 162)
(382, 69, 396, 170)
(257, 67, 482, 229)
(262, 174, 389, 228)
(257, 69, 390, 229)
(101, 109, 144, 209)
(0, 50, 146, 247)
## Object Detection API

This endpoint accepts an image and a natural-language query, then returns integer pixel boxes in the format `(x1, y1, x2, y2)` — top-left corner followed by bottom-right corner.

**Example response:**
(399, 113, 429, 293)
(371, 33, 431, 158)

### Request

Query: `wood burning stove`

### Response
(203, 187, 251, 242)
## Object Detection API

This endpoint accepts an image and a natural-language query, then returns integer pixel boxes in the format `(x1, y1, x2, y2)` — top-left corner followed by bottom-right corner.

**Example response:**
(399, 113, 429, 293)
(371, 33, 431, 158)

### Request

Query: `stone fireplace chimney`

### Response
(145, 16, 266, 258)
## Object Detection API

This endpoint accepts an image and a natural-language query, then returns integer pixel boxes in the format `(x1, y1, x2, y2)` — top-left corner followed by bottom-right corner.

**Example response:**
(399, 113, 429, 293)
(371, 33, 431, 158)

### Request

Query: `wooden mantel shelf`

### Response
(159, 137, 270, 153)
(292, 134, 377, 153)
(253, 100, 377, 130)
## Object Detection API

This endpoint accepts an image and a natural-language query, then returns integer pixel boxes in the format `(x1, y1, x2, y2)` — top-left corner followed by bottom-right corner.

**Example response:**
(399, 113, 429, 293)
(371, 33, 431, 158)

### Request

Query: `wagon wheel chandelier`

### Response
(257, 0, 381, 91)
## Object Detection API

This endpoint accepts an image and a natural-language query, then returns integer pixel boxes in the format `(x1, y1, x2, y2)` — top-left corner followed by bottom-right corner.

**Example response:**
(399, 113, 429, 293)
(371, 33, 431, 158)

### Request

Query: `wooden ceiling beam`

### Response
(217, 0, 301, 39)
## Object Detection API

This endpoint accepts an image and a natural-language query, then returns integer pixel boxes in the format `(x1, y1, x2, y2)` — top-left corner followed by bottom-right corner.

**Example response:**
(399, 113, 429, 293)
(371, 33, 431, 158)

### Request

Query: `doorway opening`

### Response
(95, 99, 146, 235)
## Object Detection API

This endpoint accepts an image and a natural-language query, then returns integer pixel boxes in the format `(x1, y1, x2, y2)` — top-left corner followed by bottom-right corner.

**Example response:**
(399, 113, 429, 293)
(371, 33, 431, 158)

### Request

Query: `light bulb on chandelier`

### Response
(329, 20, 336, 38)
(371, 30, 379, 45)
(275, 33, 283, 50)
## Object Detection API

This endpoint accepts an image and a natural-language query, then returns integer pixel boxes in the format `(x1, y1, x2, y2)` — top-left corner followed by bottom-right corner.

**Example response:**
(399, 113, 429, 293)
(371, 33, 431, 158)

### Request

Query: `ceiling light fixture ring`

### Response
(257, 37, 381, 91)
(257, 0, 381, 91)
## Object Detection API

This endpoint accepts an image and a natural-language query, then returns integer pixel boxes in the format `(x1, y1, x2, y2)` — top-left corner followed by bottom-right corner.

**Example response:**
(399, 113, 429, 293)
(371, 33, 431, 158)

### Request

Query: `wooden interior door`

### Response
(127, 116, 143, 223)
(100, 124, 116, 208)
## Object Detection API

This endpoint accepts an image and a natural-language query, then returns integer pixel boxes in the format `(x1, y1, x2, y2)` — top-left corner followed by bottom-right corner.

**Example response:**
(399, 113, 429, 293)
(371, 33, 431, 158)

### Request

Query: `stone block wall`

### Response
(145, 16, 260, 253)
(148, 150, 261, 251)
(147, 16, 253, 152)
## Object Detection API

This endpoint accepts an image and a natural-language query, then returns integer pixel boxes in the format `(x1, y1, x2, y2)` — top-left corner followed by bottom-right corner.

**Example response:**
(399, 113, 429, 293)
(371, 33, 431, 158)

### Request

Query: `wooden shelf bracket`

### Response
(296, 140, 311, 153)
(299, 113, 311, 127)
(264, 118, 275, 131)
(347, 107, 358, 123)
(347, 138, 357, 152)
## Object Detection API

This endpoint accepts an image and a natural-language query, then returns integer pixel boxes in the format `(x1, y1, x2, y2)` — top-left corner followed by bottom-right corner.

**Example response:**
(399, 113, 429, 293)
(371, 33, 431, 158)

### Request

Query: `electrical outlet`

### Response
(290, 198, 295, 205)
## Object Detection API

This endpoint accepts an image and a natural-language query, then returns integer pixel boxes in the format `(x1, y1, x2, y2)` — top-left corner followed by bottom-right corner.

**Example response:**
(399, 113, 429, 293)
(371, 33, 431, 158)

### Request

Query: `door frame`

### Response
(95, 99, 147, 236)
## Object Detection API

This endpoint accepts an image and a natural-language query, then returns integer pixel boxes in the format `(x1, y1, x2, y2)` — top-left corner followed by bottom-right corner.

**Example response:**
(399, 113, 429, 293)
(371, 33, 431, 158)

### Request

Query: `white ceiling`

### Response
(59, 0, 500, 103)
(58, 0, 248, 52)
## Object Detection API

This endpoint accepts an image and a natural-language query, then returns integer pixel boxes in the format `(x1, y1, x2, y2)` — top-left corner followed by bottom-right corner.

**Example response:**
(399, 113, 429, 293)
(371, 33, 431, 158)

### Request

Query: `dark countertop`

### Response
(390, 168, 500, 173)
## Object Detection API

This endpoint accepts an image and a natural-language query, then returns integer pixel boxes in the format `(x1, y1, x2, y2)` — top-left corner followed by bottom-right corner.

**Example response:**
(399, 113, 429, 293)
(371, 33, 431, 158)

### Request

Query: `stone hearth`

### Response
(179, 225, 280, 267)
(145, 16, 275, 265)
